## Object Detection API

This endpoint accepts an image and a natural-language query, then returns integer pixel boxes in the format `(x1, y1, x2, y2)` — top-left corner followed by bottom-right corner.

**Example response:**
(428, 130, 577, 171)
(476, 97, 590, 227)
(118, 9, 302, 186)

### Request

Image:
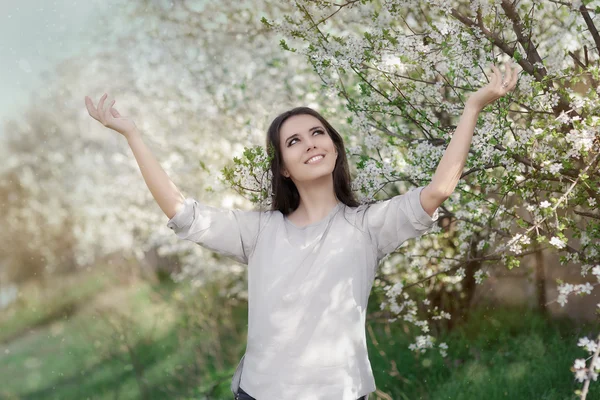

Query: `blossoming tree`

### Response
(221, 0, 600, 396)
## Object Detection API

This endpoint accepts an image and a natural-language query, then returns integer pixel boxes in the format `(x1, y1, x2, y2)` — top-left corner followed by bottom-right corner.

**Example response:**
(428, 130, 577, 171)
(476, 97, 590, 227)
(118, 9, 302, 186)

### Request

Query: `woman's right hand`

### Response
(84, 93, 138, 138)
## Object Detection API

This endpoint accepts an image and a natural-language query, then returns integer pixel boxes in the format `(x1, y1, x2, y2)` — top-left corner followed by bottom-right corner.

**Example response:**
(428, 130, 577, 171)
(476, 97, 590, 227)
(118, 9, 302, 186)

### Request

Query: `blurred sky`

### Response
(0, 0, 114, 136)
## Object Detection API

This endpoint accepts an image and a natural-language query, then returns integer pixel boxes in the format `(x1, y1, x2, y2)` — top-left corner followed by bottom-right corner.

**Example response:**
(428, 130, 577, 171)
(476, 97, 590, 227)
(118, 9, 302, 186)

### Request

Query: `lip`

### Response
(304, 154, 326, 164)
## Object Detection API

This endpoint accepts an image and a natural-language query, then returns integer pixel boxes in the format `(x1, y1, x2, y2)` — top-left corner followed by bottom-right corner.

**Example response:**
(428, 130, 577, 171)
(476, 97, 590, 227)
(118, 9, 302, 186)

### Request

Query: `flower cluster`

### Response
(557, 282, 596, 307)
(573, 333, 600, 395)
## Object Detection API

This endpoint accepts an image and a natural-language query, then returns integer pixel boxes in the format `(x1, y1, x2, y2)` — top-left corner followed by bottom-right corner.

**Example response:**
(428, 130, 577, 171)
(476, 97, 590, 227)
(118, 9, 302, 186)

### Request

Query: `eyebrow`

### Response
(285, 126, 323, 145)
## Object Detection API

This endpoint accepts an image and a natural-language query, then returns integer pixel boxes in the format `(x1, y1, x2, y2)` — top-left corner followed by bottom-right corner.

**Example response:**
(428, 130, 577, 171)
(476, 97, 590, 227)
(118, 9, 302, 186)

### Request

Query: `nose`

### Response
(305, 140, 317, 151)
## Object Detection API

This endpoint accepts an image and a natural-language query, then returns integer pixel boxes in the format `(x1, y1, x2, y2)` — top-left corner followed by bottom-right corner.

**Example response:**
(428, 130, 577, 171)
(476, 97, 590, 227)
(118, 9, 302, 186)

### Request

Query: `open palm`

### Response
(467, 61, 519, 110)
(84, 93, 137, 138)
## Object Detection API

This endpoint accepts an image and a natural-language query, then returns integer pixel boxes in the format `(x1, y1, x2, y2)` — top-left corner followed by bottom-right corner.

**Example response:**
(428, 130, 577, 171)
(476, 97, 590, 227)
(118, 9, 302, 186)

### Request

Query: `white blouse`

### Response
(166, 186, 439, 400)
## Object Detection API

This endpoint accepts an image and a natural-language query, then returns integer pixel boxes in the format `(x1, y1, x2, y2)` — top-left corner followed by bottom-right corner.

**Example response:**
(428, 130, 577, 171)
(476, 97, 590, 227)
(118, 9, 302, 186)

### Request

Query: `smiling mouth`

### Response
(305, 154, 325, 164)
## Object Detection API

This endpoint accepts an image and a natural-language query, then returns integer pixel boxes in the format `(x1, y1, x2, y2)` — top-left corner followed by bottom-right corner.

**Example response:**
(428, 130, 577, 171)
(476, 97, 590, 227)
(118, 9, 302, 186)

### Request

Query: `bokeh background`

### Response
(1, 1, 599, 399)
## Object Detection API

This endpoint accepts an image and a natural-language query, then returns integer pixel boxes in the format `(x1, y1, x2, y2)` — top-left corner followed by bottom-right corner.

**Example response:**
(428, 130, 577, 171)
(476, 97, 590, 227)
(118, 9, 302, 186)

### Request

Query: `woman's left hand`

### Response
(466, 61, 519, 110)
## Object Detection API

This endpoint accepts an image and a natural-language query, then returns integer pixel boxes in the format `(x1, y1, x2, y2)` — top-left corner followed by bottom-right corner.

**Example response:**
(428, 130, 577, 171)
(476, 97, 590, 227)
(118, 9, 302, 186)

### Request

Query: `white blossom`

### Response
(574, 359, 587, 370)
(579, 336, 599, 353)
(575, 368, 588, 383)
(474, 269, 490, 284)
(550, 236, 566, 249)
(549, 163, 562, 174)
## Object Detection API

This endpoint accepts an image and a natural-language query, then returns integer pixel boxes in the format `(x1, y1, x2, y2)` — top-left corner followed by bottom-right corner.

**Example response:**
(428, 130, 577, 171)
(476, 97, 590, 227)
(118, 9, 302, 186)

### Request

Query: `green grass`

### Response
(1, 270, 598, 400)
(0, 272, 246, 400)
(367, 304, 600, 400)
(0, 267, 113, 344)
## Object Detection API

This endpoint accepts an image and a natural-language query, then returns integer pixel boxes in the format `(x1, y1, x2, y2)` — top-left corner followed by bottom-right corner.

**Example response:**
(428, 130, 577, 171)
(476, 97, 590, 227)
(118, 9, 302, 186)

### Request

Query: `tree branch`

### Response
(578, 4, 600, 57)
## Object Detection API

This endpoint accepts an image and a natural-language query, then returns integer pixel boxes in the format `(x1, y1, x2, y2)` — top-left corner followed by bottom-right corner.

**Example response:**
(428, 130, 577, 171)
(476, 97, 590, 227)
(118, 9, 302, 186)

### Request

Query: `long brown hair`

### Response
(266, 107, 360, 214)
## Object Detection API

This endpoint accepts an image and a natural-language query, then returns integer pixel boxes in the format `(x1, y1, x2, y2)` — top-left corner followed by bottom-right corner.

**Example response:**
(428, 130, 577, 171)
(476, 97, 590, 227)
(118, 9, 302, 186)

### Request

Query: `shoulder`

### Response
(337, 202, 374, 230)
(341, 198, 383, 219)
(229, 206, 277, 230)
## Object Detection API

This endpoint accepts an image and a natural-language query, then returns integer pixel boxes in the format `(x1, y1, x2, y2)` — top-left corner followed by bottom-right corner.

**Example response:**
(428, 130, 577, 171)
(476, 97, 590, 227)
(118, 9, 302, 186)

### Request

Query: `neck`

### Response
(292, 174, 339, 222)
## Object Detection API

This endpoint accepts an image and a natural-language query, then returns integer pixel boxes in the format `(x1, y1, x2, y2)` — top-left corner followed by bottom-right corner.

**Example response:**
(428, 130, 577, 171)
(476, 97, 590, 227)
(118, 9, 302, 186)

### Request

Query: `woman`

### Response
(85, 61, 518, 400)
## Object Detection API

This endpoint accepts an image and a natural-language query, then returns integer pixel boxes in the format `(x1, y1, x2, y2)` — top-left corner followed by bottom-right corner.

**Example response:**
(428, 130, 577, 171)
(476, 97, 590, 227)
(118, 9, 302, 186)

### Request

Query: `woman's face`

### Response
(279, 114, 338, 183)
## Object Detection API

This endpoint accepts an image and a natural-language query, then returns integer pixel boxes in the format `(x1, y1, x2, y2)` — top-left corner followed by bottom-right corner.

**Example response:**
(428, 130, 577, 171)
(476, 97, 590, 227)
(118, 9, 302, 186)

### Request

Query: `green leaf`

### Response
(513, 50, 522, 62)
(260, 16, 272, 29)
(279, 39, 296, 52)
(515, 218, 528, 228)
(506, 256, 521, 270)
(198, 160, 209, 173)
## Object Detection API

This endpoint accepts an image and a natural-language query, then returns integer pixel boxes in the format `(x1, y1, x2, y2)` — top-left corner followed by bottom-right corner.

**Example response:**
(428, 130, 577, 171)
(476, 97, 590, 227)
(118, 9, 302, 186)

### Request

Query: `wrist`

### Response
(464, 101, 483, 114)
(125, 128, 142, 141)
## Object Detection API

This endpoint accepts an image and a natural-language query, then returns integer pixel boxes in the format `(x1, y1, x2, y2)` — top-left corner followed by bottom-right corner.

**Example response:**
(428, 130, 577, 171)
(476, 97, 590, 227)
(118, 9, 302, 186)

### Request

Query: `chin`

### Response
(298, 168, 335, 182)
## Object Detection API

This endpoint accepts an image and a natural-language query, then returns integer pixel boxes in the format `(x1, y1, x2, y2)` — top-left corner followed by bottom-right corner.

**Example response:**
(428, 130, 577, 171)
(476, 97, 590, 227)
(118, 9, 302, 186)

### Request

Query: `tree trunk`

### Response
(533, 241, 547, 316)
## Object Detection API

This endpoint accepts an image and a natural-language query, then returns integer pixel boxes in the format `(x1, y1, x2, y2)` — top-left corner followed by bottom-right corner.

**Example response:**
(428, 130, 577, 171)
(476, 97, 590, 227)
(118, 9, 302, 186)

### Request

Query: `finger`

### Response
(503, 61, 512, 88)
(110, 107, 121, 118)
(493, 64, 503, 86)
(103, 99, 115, 123)
(491, 64, 501, 87)
(509, 67, 519, 90)
(98, 93, 108, 124)
(84, 96, 102, 120)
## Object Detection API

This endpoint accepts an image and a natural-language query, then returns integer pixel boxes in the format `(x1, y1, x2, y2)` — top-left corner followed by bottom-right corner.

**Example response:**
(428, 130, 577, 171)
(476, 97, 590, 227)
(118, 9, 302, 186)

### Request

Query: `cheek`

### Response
(324, 137, 336, 150)
(328, 142, 337, 154)
(281, 147, 299, 166)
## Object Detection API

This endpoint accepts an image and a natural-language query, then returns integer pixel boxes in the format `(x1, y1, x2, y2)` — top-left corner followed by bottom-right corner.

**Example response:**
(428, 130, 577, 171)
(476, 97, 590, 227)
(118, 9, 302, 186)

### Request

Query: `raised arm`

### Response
(126, 131, 185, 219)
(84, 93, 184, 218)
(421, 61, 519, 213)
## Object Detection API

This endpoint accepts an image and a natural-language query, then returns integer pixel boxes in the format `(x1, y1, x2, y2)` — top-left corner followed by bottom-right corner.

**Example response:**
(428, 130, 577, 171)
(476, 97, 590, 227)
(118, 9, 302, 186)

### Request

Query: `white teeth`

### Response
(306, 155, 324, 164)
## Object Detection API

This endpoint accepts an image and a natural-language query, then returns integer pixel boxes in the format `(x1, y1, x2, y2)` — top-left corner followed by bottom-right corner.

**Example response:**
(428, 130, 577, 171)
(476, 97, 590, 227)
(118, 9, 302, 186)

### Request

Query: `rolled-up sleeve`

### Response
(166, 198, 265, 265)
(362, 186, 439, 261)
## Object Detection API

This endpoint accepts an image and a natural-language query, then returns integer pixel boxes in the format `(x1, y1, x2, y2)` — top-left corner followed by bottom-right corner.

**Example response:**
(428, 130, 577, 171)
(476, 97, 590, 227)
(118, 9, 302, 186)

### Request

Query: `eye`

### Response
(288, 129, 325, 147)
